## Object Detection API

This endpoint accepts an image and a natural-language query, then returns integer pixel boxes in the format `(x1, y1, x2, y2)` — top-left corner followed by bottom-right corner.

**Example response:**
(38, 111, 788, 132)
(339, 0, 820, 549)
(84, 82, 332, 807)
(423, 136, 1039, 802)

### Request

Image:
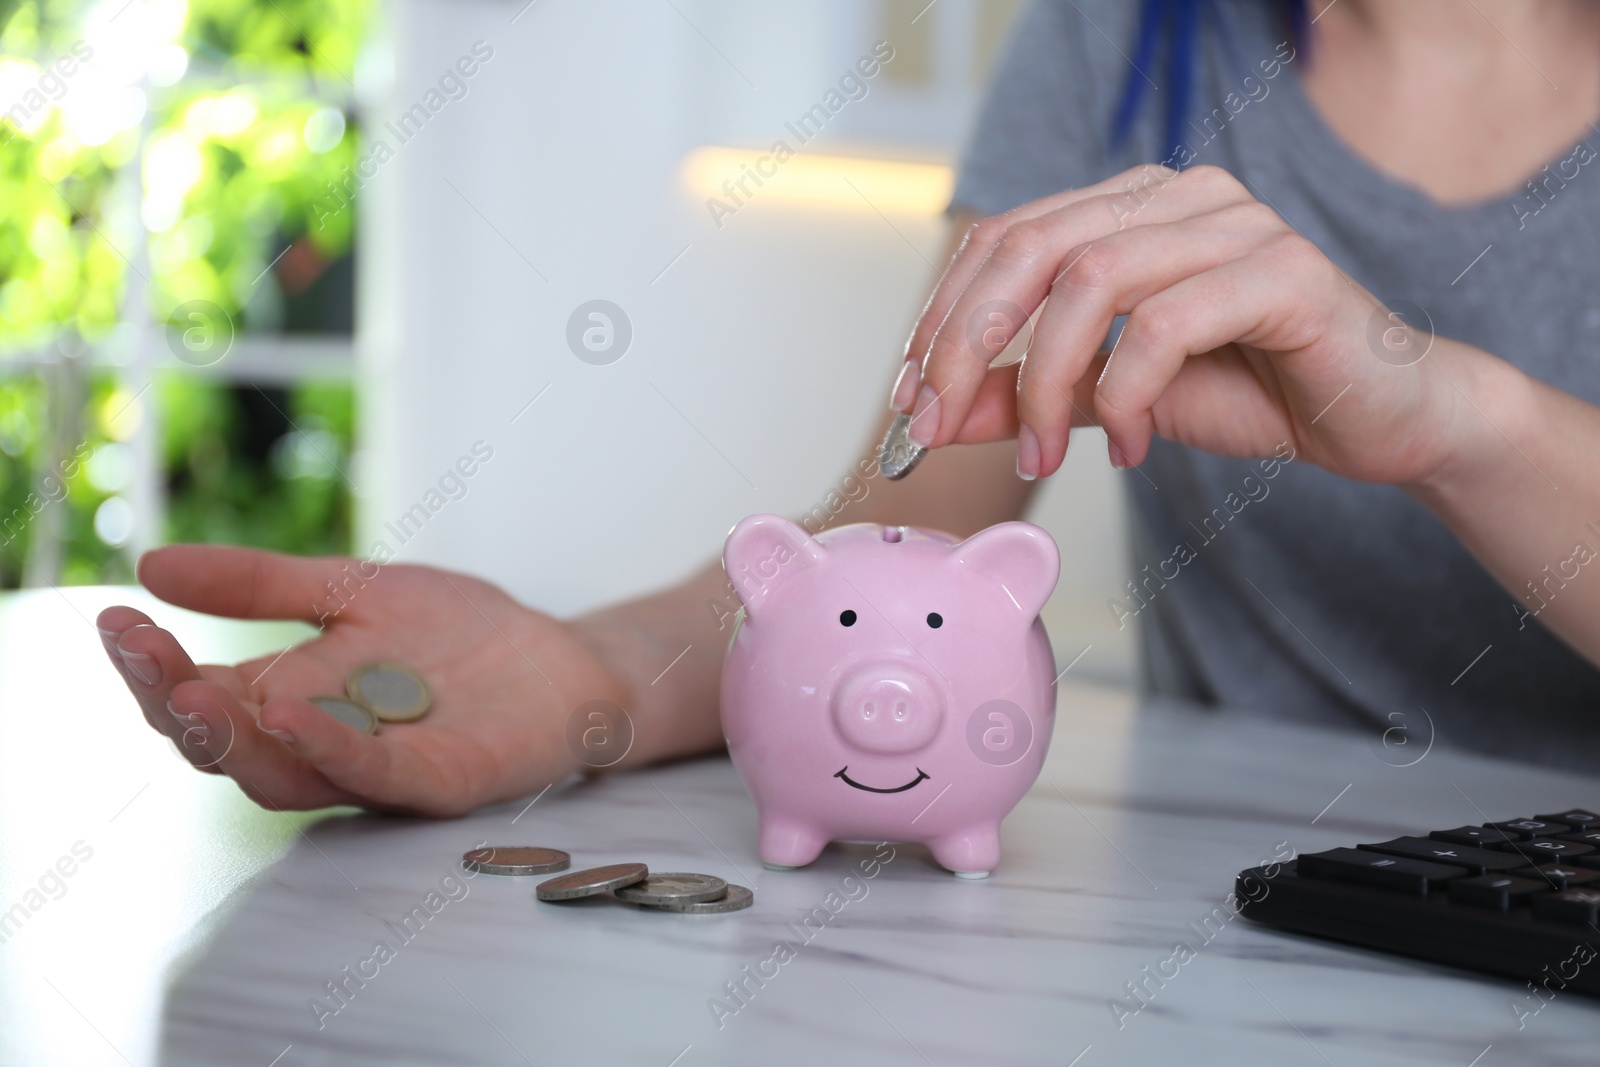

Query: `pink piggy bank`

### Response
(720, 514, 1060, 878)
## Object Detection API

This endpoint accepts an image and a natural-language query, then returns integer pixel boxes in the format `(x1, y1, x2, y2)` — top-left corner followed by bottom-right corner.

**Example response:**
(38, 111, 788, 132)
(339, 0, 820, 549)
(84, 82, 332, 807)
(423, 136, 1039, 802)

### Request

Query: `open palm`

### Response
(98, 545, 629, 814)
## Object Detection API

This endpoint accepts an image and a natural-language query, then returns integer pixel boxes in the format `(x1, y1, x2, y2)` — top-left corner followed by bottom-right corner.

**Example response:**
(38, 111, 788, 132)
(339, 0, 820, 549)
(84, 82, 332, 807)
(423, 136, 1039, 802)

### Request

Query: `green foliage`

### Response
(0, 0, 371, 340)
(0, 371, 355, 586)
(144, 85, 358, 326)
(186, 0, 371, 82)
(0, 116, 127, 344)
(0, 0, 372, 587)
(0, 371, 47, 585)
(161, 375, 353, 555)
(0, 368, 138, 587)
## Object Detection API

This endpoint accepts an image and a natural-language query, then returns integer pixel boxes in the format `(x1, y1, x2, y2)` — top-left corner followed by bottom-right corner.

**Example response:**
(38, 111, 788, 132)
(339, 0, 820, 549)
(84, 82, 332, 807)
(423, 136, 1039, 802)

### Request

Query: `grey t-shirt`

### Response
(952, 0, 1600, 769)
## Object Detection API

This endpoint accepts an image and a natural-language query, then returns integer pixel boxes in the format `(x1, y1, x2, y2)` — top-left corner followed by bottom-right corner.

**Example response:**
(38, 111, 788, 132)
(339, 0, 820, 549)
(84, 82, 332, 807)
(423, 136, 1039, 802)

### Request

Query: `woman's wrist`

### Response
(568, 562, 731, 769)
(1402, 343, 1542, 513)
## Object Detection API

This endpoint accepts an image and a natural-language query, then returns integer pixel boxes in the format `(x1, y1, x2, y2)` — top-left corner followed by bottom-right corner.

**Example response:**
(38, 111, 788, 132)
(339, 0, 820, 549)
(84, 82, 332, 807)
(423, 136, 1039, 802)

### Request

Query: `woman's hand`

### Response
(894, 164, 1512, 487)
(97, 545, 638, 815)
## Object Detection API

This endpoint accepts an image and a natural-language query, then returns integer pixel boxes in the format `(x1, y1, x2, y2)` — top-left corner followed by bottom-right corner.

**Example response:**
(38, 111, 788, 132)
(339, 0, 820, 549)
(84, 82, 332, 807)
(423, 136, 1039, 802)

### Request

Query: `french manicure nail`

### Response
(261, 726, 297, 743)
(889, 358, 920, 412)
(1108, 440, 1129, 469)
(907, 384, 940, 447)
(1017, 424, 1040, 481)
(120, 647, 160, 686)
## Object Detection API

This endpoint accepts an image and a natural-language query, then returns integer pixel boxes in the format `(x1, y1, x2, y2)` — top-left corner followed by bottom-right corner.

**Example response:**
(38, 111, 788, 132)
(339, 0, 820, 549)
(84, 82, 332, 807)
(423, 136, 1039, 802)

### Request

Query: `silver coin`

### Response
(879, 412, 927, 481)
(462, 846, 571, 876)
(642, 884, 754, 914)
(536, 862, 649, 901)
(309, 696, 378, 734)
(347, 661, 432, 722)
(614, 872, 728, 906)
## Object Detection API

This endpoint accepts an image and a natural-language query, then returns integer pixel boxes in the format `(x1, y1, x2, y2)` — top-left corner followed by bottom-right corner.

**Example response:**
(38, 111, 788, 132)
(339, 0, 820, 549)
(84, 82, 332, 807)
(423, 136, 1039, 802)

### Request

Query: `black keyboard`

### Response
(1237, 807, 1600, 996)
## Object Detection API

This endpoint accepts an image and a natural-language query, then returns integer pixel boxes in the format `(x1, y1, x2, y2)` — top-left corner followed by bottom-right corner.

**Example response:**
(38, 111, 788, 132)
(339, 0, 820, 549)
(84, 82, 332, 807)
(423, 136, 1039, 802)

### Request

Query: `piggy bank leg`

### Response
(929, 824, 1001, 878)
(758, 817, 829, 870)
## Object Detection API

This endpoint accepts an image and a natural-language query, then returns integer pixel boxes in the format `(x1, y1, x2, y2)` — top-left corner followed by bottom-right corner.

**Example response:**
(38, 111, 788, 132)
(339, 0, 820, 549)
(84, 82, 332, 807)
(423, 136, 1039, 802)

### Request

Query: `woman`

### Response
(97, 0, 1600, 812)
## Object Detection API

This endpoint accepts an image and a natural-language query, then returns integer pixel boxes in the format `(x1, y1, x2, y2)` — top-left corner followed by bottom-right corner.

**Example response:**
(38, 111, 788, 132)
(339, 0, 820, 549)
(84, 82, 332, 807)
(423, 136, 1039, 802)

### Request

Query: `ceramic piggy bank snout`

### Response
(719, 514, 1060, 878)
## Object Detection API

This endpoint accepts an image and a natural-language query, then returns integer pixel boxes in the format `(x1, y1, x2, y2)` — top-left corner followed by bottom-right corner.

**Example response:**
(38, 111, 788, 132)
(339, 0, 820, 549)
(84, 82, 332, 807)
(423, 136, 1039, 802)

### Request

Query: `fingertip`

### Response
(1016, 424, 1040, 481)
(115, 621, 164, 650)
(262, 695, 410, 805)
(1106, 433, 1152, 470)
(907, 383, 941, 447)
(262, 695, 373, 762)
(135, 544, 180, 589)
(258, 695, 319, 742)
(96, 604, 154, 640)
(121, 623, 205, 685)
(1038, 434, 1069, 480)
(889, 357, 921, 412)
(167, 679, 245, 770)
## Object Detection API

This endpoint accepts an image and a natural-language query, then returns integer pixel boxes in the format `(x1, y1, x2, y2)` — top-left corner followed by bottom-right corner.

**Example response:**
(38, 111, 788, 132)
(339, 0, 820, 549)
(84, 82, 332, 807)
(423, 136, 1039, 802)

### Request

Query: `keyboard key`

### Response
(1532, 888, 1600, 926)
(1298, 847, 1465, 895)
(1495, 838, 1595, 863)
(1535, 809, 1600, 829)
(1358, 837, 1524, 875)
(1430, 826, 1520, 847)
(1512, 865, 1600, 890)
(1240, 805, 1600, 991)
(1489, 819, 1570, 839)
(1448, 874, 1548, 910)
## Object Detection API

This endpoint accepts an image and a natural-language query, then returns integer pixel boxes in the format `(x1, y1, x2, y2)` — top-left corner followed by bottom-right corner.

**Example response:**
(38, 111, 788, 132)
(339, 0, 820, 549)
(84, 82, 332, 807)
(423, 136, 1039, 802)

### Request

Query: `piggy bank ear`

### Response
(722, 514, 825, 615)
(952, 521, 1059, 619)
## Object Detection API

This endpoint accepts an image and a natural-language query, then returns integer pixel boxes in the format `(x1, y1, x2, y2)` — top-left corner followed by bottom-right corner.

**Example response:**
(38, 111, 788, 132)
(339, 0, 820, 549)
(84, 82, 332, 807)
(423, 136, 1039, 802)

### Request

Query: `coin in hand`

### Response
(536, 863, 649, 902)
(309, 696, 378, 734)
(347, 661, 432, 722)
(879, 412, 927, 481)
(614, 872, 728, 906)
(462, 847, 571, 876)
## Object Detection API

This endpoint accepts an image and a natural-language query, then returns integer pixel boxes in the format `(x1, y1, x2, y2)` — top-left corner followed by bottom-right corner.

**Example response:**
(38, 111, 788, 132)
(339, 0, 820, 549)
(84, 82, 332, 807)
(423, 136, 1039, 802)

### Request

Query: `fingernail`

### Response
(1017, 424, 1040, 481)
(261, 726, 296, 743)
(889, 358, 920, 412)
(169, 701, 209, 733)
(120, 645, 160, 686)
(97, 625, 121, 641)
(169, 700, 224, 766)
(907, 384, 940, 447)
(1108, 439, 1129, 469)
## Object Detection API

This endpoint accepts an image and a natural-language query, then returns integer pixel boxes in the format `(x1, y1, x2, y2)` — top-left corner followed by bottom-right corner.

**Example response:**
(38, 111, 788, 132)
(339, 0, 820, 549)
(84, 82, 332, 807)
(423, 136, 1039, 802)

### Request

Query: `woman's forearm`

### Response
(1407, 345, 1600, 664)
(571, 557, 736, 769)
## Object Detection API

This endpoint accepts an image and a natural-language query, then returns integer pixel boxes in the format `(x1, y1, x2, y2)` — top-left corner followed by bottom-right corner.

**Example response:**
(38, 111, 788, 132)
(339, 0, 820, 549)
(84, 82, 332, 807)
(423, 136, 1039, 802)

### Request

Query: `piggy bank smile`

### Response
(833, 766, 930, 793)
(720, 514, 1060, 878)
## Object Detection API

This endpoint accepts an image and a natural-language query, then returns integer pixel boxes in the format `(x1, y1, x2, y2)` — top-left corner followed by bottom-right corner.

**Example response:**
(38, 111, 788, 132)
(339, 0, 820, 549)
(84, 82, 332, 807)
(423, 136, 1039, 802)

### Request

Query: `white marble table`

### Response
(4, 587, 1599, 1066)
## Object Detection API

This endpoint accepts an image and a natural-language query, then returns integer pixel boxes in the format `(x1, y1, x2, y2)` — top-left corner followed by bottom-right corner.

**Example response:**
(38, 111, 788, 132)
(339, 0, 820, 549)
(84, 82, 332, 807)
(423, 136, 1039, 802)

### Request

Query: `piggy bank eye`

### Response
(839, 610, 858, 627)
(926, 612, 943, 628)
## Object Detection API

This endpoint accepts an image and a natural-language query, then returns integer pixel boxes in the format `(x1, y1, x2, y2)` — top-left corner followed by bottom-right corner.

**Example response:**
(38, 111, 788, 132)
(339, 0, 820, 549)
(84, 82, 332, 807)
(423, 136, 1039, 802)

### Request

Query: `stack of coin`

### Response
(459, 849, 753, 913)
(309, 661, 432, 735)
(613, 872, 754, 914)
